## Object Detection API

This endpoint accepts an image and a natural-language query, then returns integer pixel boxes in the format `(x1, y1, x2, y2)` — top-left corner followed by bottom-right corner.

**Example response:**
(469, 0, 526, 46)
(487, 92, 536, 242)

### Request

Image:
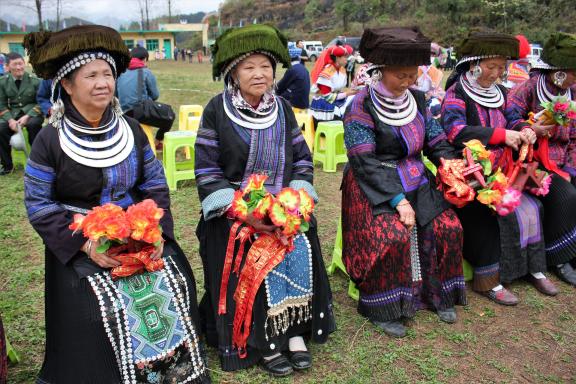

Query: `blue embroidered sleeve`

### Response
(24, 133, 87, 264)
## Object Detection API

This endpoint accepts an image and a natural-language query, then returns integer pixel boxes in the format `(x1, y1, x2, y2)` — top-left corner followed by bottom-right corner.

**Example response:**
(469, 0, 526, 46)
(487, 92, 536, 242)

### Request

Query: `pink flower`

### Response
(567, 110, 576, 120)
(494, 188, 521, 216)
(554, 102, 569, 113)
(529, 174, 552, 196)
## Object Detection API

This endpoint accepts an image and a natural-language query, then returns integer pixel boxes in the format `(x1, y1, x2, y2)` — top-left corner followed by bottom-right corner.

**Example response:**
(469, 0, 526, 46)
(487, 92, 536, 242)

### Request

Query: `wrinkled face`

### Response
(381, 66, 419, 97)
(7, 58, 25, 78)
(232, 53, 274, 101)
(61, 59, 115, 114)
(551, 69, 576, 90)
(335, 54, 348, 67)
(474, 57, 507, 87)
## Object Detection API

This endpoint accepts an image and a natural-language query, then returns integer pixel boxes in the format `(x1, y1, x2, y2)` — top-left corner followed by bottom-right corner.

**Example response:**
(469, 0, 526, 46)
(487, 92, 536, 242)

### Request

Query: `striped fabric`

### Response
(24, 159, 63, 222)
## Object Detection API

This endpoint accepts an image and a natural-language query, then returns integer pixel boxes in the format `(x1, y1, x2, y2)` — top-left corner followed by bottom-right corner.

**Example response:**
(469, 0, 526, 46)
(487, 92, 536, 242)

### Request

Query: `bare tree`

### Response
(167, 0, 173, 23)
(7, 0, 45, 30)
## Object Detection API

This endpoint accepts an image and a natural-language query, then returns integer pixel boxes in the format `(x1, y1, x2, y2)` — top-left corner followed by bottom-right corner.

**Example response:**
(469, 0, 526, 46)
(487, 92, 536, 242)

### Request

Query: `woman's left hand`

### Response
(521, 128, 537, 144)
(150, 240, 164, 260)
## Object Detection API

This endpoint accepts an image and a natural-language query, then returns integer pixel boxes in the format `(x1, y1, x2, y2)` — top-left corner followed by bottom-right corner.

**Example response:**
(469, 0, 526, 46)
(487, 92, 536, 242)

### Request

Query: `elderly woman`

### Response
(23, 26, 208, 383)
(442, 31, 557, 305)
(506, 32, 576, 286)
(310, 44, 356, 121)
(195, 25, 334, 377)
(342, 27, 467, 338)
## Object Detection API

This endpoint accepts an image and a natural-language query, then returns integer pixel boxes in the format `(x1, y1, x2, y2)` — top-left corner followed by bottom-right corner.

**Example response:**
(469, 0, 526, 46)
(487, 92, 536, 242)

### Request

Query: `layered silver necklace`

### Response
(222, 91, 279, 130)
(369, 85, 417, 127)
(460, 72, 504, 108)
(536, 73, 571, 105)
(58, 112, 135, 167)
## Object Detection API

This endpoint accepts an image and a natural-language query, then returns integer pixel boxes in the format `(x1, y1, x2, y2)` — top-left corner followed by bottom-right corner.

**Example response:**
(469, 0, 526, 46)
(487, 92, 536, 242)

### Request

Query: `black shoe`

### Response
(260, 354, 293, 377)
(556, 263, 576, 286)
(437, 308, 457, 323)
(288, 350, 312, 371)
(0, 167, 13, 175)
(371, 320, 407, 338)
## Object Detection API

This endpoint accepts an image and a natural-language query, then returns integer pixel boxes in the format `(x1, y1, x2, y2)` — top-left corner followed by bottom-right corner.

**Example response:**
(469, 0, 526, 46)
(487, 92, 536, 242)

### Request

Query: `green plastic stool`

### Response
(463, 259, 473, 281)
(162, 131, 197, 191)
(327, 217, 360, 301)
(11, 127, 31, 169)
(313, 121, 348, 172)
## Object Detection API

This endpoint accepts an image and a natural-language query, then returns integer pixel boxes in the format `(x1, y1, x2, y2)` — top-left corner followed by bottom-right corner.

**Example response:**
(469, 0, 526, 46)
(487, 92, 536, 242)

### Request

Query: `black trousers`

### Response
(0, 115, 44, 170)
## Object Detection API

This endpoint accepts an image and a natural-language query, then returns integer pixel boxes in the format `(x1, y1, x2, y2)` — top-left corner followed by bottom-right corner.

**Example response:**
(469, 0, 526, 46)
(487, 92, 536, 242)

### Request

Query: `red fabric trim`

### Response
(317, 84, 332, 95)
(534, 137, 570, 180)
(488, 128, 507, 145)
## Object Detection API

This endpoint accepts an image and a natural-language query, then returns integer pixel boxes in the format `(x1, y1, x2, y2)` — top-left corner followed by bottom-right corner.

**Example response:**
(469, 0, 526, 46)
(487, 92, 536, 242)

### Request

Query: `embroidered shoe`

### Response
(437, 307, 457, 323)
(482, 288, 519, 306)
(527, 275, 559, 296)
(372, 320, 407, 338)
(555, 263, 576, 286)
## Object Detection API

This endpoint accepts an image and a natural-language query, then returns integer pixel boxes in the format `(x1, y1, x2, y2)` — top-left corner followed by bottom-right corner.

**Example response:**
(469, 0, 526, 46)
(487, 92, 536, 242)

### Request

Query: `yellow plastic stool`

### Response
(294, 112, 315, 151)
(140, 124, 157, 157)
(327, 217, 360, 300)
(183, 116, 201, 159)
(162, 131, 197, 191)
(313, 120, 347, 172)
(178, 105, 203, 131)
(11, 126, 31, 169)
(292, 107, 306, 114)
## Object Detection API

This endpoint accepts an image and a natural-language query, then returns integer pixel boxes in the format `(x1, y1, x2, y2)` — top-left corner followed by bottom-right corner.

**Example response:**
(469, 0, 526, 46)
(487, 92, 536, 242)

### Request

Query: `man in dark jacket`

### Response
(0, 52, 42, 174)
(277, 43, 311, 110)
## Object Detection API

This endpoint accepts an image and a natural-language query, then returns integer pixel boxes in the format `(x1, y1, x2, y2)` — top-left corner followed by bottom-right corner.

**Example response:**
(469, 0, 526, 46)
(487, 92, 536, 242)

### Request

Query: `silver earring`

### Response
(500, 69, 508, 82)
(49, 98, 65, 128)
(553, 71, 567, 87)
(370, 69, 382, 85)
(111, 97, 123, 116)
(271, 79, 277, 94)
(472, 65, 482, 80)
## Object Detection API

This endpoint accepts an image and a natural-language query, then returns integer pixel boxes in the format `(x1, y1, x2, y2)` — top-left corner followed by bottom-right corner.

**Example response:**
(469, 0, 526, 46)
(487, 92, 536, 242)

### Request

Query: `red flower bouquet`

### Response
(535, 96, 576, 128)
(69, 199, 165, 279)
(438, 140, 521, 216)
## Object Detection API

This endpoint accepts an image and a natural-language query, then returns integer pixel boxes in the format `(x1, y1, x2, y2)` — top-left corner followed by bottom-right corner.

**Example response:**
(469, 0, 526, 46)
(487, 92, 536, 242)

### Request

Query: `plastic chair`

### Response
(327, 217, 360, 301)
(178, 105, 203, 131)
(11, 126, 31, 169)
(463, 259, 473, 282)
(140, 124, 157, 157)
(294, 112, 315, 151)
(313, 121, 347, 172)
(162, 131, 197, 191)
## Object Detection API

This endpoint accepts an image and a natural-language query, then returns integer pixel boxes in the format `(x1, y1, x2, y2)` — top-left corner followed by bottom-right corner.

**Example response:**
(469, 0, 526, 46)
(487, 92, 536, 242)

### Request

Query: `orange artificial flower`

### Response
(242, 174, 268, 194)
(477, 189, 503, 207)
(231, 190, 249, 220)
(298, 189, 314, 221)
(464, 139, 491, 161)
(277, 188, 301, 214)
(252, 194, 273, 220)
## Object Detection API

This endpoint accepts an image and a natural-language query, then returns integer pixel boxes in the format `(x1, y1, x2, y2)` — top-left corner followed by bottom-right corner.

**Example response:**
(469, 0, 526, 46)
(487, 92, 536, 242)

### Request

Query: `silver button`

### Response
(270, 343, 275, 350)
(319, 312, 324, 319)
(317, 329, 323, 335)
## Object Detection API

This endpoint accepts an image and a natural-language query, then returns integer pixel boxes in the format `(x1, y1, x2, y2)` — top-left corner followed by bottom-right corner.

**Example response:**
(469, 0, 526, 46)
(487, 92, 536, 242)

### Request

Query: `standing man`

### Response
(0, 53, 42, 175)
(296, 40, 309, 65)
(174, 46, 179, 61)
(277, 42, 311, 110)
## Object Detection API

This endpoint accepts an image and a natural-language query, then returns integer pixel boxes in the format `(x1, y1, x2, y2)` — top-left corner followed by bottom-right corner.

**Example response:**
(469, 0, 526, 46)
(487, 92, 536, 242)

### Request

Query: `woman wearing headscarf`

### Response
(442, 31, 556, 305)
(506, 32, 576, 286)
(23, 26, 208, 383)
(342, 27, 467, 338)
(194, 25, 335, 377)
(310, 44, 356, 121)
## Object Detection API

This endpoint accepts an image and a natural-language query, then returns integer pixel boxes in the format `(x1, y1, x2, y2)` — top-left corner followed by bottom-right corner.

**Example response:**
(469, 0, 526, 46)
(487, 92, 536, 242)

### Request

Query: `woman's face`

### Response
(474, 57, 507, 87)
(335, 55, 348, 67)
(381, 66, 419, 97)
(61, 59, 115, 115)
(233, 54, 274, 101)
(551, 69, 576, 90)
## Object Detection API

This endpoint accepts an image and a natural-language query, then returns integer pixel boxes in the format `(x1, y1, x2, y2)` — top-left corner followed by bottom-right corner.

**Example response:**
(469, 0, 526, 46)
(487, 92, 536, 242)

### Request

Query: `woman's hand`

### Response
(345, 88, 359, 96)
(243, 213, 277, 233)
(82, 240, 121, 268)
(150, 240, 164, 260)
(521, 128, 537, 144)
(504, 130, 529, 151)
(395, 199, 416, 231)
(531, 120, 555, 137)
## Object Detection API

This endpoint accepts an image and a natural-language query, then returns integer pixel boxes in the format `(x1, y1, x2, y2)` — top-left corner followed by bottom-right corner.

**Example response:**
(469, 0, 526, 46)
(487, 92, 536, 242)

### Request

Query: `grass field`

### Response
(1, 60, 575, 383)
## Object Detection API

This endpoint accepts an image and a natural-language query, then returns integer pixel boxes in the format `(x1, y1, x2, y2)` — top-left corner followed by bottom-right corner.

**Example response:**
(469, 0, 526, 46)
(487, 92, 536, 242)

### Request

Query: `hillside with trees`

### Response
(218, 0, 576, 45)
